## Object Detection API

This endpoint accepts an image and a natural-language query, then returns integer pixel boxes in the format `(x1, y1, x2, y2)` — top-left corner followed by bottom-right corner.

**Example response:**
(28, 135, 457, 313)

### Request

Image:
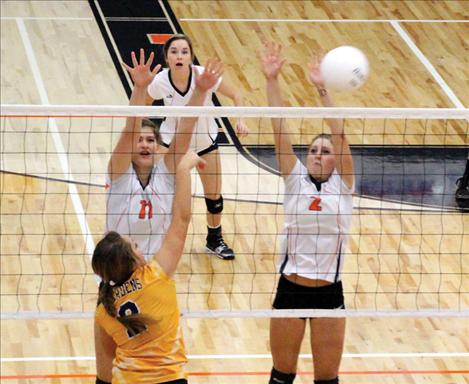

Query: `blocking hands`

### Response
(259, 42, 286, 80)
(123, 48, 161, 88)
(194, 58, 224, 92)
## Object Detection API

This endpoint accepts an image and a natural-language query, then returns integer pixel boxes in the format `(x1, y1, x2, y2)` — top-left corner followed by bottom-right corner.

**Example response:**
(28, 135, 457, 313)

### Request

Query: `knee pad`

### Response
(205, 196, 223, 214)
(269, 367, 296, 384)
(314, 377, 339, 384)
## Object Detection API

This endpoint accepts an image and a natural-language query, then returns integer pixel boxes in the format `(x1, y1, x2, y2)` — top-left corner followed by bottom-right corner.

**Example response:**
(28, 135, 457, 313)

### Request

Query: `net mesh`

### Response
(1, 105, 468, 318)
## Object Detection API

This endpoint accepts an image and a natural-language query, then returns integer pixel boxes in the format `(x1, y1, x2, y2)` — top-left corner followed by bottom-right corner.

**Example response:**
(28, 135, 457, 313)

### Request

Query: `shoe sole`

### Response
(206, 247, 235, 260)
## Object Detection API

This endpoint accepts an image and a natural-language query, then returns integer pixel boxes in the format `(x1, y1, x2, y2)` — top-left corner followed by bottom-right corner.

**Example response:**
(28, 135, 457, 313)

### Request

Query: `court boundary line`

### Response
(1, 16, 93, 21)
(15, 18, 95, 259)
(179, 18, 469, 23)
(390, 21, 465, 109)
(88, 0, 133, 95)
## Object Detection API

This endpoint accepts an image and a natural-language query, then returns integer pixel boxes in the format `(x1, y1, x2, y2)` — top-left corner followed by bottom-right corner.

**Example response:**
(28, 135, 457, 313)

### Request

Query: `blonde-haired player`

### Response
(260, 42, 355, 384)
(94, 151, 205, 384)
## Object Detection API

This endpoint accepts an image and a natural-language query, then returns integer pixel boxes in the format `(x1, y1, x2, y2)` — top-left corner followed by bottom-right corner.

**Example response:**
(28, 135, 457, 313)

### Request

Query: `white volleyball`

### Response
(320, 46, 369, 91)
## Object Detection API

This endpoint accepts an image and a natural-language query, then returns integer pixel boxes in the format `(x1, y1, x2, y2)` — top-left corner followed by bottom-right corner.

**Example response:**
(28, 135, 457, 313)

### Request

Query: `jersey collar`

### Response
(308, 174, 325, 192)
(168, 67, 192, 97)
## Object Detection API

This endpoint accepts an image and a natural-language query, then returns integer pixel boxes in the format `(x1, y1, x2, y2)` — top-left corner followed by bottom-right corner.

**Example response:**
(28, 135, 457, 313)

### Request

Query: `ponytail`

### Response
(93, 232, 154, 337)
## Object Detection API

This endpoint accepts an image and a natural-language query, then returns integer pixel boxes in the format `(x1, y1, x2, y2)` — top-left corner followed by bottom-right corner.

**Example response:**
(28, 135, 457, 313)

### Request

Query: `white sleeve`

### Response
(283, 160, 304, 192)
(147, 73, 165, 100)
(106, 165, 133, 192)
(328, 169, 354, 195)
(154, 159, 175, 190)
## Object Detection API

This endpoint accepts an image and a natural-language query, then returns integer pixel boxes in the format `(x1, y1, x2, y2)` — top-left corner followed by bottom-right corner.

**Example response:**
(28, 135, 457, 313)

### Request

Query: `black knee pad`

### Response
(314, 377, 339, 384)
(205, 196, 223, 214)
(269, 367, 296, 384)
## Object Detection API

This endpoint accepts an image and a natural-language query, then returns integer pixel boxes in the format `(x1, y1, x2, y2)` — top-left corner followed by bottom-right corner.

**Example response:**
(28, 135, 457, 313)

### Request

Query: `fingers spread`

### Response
(139, 48, 145, 65)
(131, 51, 138, 67)
(145, 51, 154, 67)
(204, 58, 224, 78)
(151, 63, 161, 76)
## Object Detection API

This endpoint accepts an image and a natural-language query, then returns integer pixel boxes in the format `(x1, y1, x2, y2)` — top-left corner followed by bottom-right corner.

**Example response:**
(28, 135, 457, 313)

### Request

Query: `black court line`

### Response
(88, 0, 132, 97)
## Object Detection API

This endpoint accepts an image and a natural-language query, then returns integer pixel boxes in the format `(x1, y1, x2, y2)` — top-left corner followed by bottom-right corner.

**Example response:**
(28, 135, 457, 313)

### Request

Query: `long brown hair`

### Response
(92, 231, 149, 337)
(163, 34, 195, 63)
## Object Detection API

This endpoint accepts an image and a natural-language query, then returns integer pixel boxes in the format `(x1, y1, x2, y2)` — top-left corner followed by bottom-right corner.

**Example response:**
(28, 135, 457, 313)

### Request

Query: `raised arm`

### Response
(154, 152, 206, 276)
(217, 78, 249, 138)
(259, 42, 297, 177)
(107, 49, 160, 181)
(307, 55, 354, 189)
(164, 59, 224, 173)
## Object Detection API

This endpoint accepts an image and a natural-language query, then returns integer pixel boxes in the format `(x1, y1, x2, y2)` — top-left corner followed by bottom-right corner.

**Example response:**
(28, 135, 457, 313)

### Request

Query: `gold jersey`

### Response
(95, 261, 187, 383)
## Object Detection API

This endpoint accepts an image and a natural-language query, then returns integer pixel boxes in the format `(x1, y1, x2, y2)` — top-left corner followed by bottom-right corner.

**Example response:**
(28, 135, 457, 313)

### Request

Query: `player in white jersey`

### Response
(106, 49, 224, 260)
(260, 42, 355, 384)
(146, 34, 249, 260)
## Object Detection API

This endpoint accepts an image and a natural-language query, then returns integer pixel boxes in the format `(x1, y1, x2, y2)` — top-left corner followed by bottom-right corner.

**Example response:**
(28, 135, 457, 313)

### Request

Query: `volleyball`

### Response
(320, 46, 369, 91)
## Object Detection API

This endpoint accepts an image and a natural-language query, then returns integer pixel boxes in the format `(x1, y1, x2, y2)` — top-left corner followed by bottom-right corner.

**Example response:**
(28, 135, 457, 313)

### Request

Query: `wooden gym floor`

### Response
(1, 1, 468, 383)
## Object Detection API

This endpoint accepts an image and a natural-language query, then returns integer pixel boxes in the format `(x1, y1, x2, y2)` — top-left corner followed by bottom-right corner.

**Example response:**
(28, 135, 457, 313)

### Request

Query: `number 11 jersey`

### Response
(106, 160, 175, 260)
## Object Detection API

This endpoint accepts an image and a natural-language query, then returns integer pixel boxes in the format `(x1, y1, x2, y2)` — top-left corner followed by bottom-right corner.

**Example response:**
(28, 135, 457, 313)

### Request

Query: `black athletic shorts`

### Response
(272, 274, 345, 310)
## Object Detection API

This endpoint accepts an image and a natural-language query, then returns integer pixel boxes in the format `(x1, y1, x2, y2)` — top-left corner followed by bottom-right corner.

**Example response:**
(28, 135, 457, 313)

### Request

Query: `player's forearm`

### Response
(316, 87, 344, 137)
(177, 88, 207, 135)
(266, 78, 283, 108)
(173, 165, 192, 224)
(124, 85, 147, 135)
(266, 78, 287, 135)
(232, 91, 244, 107)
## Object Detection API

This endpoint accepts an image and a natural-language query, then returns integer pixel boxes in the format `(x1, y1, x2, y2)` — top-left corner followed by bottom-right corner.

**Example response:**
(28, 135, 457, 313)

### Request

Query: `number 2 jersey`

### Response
(106, 160, 174, 261)
(279, 160, 354, 282)
(95, 261, 187, 384)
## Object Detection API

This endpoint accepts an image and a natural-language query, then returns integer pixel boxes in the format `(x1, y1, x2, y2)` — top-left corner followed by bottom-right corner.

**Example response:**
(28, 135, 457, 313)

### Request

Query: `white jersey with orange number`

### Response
(106, 160, 174, 260)
(147, 65, 222, 152)
(279, 160, 354, 282)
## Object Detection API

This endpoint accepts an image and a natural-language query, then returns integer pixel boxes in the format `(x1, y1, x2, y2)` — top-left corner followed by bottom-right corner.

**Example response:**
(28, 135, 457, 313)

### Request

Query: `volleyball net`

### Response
(1, 105, 468, 319)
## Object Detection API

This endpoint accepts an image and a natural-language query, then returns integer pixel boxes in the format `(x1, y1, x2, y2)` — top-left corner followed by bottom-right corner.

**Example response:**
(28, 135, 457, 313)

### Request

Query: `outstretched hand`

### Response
(194, 58, 224, 92)
(122, 48, 161, 88)
(307, 53, 326, 88)
(259, 41, 286, 80)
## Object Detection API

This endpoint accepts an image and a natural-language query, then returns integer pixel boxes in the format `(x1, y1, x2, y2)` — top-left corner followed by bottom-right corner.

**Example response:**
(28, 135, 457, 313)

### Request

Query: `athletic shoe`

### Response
(206, 239, 235, 260)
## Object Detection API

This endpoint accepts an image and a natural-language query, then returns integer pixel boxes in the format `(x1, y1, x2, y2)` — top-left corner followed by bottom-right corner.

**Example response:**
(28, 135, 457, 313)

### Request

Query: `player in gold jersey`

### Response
(93, 59, 224, 384)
